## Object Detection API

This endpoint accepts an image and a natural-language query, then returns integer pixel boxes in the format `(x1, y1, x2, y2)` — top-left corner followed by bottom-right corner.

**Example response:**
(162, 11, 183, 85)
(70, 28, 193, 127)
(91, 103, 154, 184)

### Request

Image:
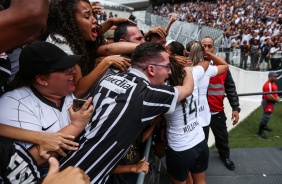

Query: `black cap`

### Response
(19, 41, 82, 78)
(268, 71, 280, 77)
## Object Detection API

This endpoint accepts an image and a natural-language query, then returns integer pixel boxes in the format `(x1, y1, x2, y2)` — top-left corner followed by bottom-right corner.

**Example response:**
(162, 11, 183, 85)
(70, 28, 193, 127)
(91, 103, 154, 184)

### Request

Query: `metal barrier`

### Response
(145, 6, 224, 50)
(136, 134, 153, 184)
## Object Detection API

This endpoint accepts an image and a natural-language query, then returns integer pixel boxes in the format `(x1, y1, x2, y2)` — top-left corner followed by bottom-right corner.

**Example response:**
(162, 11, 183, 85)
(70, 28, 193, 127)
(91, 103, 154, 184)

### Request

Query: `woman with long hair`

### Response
(46, 0, 139, 98)
(164, 41, 210, 184)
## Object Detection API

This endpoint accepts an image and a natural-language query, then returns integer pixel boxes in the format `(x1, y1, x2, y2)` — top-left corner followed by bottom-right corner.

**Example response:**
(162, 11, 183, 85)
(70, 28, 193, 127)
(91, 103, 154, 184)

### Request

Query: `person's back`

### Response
(165, 60, 205, 152)
(58, 42, 184, 183)
(164, 42, 211, 184)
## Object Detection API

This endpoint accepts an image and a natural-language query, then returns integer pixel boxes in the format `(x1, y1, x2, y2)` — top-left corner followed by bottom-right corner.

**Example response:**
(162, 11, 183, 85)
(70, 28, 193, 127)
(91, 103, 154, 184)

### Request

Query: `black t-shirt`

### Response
(240, 45, 249, 53)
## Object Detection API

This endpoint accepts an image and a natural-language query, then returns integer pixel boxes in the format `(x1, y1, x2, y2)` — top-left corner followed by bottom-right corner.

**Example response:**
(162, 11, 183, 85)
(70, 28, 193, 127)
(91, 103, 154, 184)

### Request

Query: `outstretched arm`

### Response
(97, 42, 139, 56)
(113, 157, 149, 174)
(0, 124, 79, 158)
(74, 56, 131, 98)
(100, 17, 135, 33)
(0, 0, 49, 52)
(204, 50, 229, 75)
(165, 13, 178, 34)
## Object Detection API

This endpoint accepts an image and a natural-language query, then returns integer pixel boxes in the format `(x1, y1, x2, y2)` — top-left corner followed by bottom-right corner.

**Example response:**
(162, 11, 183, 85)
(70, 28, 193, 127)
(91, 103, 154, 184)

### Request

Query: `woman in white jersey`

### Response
(197, 36, 229, 141)
(165, 42, 211, 184)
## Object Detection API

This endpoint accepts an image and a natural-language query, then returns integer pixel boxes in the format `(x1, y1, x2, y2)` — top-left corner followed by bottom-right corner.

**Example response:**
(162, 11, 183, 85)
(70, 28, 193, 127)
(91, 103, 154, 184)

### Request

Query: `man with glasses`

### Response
(201, 36, 240, 171)
(56, 42, 195, 183)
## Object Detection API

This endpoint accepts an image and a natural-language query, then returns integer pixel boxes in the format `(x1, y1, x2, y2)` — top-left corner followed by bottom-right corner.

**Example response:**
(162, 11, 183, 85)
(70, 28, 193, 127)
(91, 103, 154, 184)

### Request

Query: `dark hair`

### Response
(147, 33, 161, 42)
(128, 14, 136, 21)
(167, 56, 184, 86)
(167, 56, 187, 106)
(131, 42, 166, 67)
(114, 23, 138, 42)
(167, 41, 185, 56)
(46, 0, 105, 76)
(201, 36, 214, 45)
(7, 71, 50, 91)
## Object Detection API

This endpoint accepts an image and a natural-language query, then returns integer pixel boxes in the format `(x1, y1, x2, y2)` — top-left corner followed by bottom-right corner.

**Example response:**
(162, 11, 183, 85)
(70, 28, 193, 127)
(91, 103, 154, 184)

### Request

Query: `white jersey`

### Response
(0, 86, 75, 148)
(46, 34, 74, 55)
(198, 65, 218, 127)
(165, 66, 205, 151)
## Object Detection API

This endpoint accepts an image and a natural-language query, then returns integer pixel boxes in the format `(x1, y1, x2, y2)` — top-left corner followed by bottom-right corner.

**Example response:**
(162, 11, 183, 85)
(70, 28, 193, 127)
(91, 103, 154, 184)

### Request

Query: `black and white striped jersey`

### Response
(59, 69, 178, 183)
(0, 143, 40, 184)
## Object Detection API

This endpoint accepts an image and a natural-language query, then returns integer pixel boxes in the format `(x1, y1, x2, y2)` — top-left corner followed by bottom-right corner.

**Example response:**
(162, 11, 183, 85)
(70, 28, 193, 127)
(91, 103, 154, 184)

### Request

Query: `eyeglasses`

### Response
(51, 66, 75, 75)
(142, 63, 172, 71)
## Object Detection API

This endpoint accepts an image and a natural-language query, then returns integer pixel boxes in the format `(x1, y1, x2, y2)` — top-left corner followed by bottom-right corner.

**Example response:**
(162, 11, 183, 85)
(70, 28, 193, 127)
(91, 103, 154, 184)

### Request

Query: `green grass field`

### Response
(227, 102, 282, 148)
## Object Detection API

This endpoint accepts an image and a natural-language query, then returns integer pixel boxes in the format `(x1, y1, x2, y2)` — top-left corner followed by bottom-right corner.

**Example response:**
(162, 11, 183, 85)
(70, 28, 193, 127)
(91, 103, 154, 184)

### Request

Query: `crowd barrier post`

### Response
(136, 134, 153, 184)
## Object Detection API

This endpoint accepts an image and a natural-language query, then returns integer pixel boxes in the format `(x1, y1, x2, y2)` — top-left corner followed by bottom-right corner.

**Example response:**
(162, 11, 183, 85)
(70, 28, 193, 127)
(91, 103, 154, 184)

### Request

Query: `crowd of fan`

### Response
(154, 0, 282, 71)
(0, 0, 278, 184)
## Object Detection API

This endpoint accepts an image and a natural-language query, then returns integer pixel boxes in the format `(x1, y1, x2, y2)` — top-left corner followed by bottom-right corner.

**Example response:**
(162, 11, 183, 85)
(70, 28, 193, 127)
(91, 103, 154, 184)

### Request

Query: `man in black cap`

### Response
(258, 71, 280, 139)
(0, 41, 93, 183)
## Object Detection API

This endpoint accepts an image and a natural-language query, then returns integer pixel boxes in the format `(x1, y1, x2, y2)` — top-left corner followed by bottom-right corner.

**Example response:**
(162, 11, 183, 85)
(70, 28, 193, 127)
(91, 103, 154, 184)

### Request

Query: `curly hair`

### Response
(186, 41, 204, 66)
(47, 0, 105, 76)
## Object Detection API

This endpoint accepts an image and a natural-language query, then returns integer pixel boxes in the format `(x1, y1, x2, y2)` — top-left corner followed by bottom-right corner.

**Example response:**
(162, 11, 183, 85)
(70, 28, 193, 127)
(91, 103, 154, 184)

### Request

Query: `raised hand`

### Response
(102, 55, 131, 72)
(174, 55, 192, 68)
(91, 1, 103, 15)
(170, 13, 178, 22)
(42, 157, 90, 184)
(148, 26, 167, 38)
(111, 17, 136, 25)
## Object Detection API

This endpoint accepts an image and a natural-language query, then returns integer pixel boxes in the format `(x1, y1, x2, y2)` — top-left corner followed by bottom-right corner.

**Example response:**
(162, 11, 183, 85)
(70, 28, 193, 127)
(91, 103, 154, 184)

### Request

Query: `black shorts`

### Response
(166, 140, 209, 182)
(259, 57, 270, 63)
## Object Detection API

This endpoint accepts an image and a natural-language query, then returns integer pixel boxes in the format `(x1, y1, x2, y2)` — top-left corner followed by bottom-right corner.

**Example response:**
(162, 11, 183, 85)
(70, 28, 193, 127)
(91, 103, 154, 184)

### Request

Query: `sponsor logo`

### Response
(100, 76, 136, 94)
(42, 122, 56, 131)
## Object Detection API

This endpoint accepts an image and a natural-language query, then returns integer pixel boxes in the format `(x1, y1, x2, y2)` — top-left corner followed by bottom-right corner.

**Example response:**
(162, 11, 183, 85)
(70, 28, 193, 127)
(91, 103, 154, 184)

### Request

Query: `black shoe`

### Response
(264, 126, 273, 132)
(220, 158, 235, 170)
(257, 131, 267, 139)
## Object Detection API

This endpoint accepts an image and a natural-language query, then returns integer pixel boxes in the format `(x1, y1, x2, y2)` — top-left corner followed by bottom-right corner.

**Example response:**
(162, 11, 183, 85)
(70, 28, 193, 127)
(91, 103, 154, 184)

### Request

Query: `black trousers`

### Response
(210, 111, 230, 159)
(224, 48, 232, 64)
